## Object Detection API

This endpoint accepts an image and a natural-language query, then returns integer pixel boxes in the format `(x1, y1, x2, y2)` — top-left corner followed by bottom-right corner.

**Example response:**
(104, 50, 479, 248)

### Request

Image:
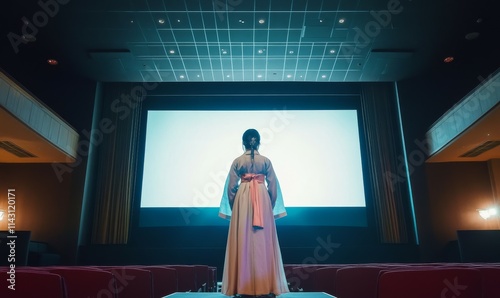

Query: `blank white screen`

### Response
(140, 109, 366, 208)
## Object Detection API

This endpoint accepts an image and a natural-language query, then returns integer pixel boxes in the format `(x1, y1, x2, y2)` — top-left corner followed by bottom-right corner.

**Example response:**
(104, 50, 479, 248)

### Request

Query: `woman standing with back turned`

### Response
(219, 128, 289, 297)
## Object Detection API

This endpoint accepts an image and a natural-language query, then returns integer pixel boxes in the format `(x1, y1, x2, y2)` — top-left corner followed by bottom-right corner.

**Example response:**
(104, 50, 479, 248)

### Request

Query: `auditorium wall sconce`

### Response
(477, 207, 498, 220)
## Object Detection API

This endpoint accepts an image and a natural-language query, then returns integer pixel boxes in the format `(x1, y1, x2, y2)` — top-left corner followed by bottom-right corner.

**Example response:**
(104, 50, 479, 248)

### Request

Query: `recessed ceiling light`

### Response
(339, 18, 345, 24)
(158, 18, 165, 24)
(197, 74, 200, 78)
(329, 49, 336, 54)
(289, 50, 294, 54)
(222, 49, 227, 54)
(257, 74, 263, 78)
(443, 56, 454, 63)
(258, 49, 264, 54)
(22, 34, 36, 42)
(47, 59, 58, 65)
(239, 19, 245, 23)
(465, 32, 479, 40)
(179, 75, 185, 79)
(286, 74, 292, 78)
(258, 19, 265, 24)
(321, 75, 327, 79)
(130, 20, 134, 24)
(177, 19, 181, 23)
(319, 19, 323, 23)
(169, 50, 175, 54)
(226, 75, 230, 78)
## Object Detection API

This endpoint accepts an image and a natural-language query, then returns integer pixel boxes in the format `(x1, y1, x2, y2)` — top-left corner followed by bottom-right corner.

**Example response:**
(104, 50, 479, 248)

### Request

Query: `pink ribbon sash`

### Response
(241, 173, 265, 229)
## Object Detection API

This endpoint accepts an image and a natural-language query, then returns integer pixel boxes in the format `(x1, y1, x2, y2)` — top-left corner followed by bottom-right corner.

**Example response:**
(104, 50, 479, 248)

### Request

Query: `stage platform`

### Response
(164, 293, 335, 298)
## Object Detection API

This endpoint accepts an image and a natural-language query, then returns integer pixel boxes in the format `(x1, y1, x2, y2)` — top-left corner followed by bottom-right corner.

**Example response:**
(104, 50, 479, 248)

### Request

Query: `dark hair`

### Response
(242, 129, 260, 162)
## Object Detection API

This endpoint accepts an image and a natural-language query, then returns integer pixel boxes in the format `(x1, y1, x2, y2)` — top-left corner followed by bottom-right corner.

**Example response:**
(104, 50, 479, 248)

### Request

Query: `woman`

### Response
(219, 129, 289, 297)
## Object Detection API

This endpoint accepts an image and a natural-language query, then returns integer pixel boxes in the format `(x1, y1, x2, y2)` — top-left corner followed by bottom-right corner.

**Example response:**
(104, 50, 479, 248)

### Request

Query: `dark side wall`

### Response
(425, 162, 494, 260)
(0, 63, 97, 264)
(397, 59, 499, 261)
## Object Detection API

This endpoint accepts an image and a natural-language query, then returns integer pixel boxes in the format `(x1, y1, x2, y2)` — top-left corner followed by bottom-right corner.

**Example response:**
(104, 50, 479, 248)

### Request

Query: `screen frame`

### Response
(130, 93, 376, 234)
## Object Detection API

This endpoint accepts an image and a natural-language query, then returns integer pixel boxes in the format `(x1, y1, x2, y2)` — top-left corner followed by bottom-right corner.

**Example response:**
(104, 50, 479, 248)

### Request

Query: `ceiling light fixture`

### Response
(47, 59, 58, 65)
(286, 74, 292, 78)
(258, 19, 265, 24)
(169, 50, 175, 54)
(465, 32, 479, 40)
(329, 49, 336, 54)
(339, 18, 345, 24)
(22, 34, 36, 42)
(443, 56, 454, 63)
(321, 75, 327, 79)
(258, 49, 264, 54)
(289, 50, 294, 54)
(179, 75, 185, 79)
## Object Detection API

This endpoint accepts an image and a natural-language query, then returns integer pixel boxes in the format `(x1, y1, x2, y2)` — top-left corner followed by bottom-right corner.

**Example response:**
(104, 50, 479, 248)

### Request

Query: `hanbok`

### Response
(219, 150, 289, 296)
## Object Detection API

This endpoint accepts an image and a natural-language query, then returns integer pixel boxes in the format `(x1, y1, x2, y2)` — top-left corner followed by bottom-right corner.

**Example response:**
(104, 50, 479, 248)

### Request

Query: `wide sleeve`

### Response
(218, 160, 239, 220)
(265, 159, 287, 219)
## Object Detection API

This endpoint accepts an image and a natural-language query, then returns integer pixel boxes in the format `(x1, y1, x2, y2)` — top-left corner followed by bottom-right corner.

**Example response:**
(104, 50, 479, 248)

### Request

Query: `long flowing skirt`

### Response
(221, 182, 289, 296)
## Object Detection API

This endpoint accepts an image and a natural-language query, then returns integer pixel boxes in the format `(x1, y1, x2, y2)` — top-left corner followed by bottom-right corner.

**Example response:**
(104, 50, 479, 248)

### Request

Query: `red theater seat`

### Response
(46, 267, 117, 298)
(193, 265, 210, 292)
(311, 265, 346, 295)
(334, 265, 393, 298)
(131, 266, 177, 298)
(166, 265, 197, 292)
(98, 266, 153, 298)
(287, 265, 323, 291)
(208, 266, 217, 292)
(476, 267, 500, 298)
(377, 268, 482, 298)
(0, 270, 66, 298)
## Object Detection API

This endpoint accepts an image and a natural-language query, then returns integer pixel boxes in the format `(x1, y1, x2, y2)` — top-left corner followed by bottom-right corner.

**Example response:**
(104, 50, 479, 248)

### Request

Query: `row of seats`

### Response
(0, 264, 217, 298)
(284, 263, 500, 298)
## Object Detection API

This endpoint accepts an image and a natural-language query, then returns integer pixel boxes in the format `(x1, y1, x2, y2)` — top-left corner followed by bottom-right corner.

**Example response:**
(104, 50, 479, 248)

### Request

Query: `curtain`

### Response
(91, 83, 144, 244)
(361, 83, 410, 243)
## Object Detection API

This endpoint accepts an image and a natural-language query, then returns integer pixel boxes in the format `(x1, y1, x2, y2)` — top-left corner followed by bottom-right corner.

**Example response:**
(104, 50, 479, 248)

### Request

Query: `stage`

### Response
(164, 293, 335, 298)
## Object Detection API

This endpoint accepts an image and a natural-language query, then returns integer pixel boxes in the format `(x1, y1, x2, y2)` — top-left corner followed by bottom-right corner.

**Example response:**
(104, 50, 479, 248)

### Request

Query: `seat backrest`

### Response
(193, 265, 210, 292)
(311, 265, 346, 295)
(0, 270, 66, 298)
(377, 268, 482, 298)
(48, 267, 117, 298)
(475, 267, 500, 298)
(132, 266, 178, 298)
(167, 265, 197, 292)
(99, 266, 153, 298)
(335, 265, 392, 298)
